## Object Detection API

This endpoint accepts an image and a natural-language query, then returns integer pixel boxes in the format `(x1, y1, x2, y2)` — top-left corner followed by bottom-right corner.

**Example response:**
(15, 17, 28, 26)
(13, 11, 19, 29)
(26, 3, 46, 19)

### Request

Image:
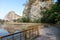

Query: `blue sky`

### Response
(54, 0, 57, 2)
(0, 0, 57, 19)
(0, 0, 27, 19)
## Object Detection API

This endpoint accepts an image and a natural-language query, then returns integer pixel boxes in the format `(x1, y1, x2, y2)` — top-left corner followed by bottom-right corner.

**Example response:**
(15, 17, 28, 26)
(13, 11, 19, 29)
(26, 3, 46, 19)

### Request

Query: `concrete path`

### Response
(35, 27, 60, 40)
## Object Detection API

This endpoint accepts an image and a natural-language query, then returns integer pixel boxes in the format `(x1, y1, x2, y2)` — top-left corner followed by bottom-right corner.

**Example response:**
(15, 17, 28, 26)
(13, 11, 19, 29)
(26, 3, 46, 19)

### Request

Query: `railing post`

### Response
(22, 30, 25, 40)
(0, 37, 2, 40)
(24, 31, 27, 40)
(0, 38, 2, 40)
(20, 33, 21, 40)
(36, 26, 39, 36)
(12, 35, 14, 40)
(31, 28, 34, 39)
(28, 30, 31, 40)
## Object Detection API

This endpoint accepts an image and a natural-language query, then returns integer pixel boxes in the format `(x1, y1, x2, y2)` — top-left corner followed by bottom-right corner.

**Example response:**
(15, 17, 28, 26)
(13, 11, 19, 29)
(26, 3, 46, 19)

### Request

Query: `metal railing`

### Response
(0, 26, 39, 40)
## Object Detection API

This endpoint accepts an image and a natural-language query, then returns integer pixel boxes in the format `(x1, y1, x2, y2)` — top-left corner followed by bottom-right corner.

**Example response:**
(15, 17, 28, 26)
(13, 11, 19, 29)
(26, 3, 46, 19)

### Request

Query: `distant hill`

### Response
(5, 11, 21, 21)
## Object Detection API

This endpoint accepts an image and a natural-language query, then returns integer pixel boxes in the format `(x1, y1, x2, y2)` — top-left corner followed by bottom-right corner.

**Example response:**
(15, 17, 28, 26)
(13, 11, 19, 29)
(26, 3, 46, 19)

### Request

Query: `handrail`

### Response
(0, 28, 33, 38)
(0, 26, 39, 40)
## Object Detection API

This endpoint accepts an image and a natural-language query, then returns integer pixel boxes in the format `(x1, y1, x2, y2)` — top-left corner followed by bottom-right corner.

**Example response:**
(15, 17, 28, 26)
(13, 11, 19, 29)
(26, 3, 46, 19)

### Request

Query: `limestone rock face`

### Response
(23, 0, 53, 21)
(30, 1, 50, 21)
(5, 11, 21, 21)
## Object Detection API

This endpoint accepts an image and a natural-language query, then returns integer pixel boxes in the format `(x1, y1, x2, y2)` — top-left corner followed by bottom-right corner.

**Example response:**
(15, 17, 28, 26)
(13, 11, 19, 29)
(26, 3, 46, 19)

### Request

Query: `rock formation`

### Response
(23, 0, 53, 21)
(5, 11, 21, 21)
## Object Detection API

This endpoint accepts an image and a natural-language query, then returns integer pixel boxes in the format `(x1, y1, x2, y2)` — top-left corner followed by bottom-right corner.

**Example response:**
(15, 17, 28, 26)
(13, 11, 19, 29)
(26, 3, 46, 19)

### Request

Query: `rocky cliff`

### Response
(23, 0, 53, 21)
(5, 11, 21, 21)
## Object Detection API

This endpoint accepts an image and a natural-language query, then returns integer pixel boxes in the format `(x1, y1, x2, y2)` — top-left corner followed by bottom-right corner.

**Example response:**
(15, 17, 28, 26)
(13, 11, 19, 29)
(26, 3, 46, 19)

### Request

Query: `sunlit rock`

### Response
(23, 0, 53, 21)
(4, 11, 21, 21)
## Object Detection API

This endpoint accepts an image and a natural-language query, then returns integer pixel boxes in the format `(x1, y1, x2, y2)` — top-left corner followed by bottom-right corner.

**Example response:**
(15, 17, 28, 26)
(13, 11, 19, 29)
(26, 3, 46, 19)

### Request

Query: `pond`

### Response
(0, 24, 23, 40)
(0, 29, 9, 36)
(0, 24, 9, 36)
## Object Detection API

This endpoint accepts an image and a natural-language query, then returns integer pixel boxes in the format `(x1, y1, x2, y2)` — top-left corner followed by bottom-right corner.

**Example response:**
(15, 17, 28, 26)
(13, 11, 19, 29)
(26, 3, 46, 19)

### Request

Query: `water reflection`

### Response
(0, 25, 24, 40)
(0, 24, 9, 36)
(0, 29, 25, 40)
(0, 29, 9, 36)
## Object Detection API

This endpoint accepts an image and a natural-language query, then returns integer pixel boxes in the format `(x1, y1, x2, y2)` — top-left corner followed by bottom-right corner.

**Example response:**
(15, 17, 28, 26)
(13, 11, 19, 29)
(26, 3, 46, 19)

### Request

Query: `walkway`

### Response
(35, 27, 60, 40)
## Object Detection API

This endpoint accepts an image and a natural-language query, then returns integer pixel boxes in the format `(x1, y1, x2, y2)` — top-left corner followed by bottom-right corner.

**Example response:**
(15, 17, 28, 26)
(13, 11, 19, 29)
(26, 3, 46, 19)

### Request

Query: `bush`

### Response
(16, 17, 30, 23)
(15, 17, 41, 23)
(56, 21, 60, 25)
(41, 3, 60, 24)
(21, 17, 30, 22)
(0, 19, 5, 24)
(13, 19, 17, 22)
(33, 18, 41, 23)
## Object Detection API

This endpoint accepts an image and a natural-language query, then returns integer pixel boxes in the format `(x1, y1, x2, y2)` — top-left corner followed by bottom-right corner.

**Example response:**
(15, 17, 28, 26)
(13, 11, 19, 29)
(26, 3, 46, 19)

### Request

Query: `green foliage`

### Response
(17, 18, 22, 22)
(33, 18, 41, 23)
(29, 0, 36, 3)
(21, 17, 30, 22)
(0, 19, 5, 24)
(5, 20, 8, 22)
(41, 3, 60, 24)
(57, 0, 60, 4)
(56, 21, 60, 25)
(15, 17, 41, 23)
(15, 17, 30, 23)
(13, 19, 17, 22)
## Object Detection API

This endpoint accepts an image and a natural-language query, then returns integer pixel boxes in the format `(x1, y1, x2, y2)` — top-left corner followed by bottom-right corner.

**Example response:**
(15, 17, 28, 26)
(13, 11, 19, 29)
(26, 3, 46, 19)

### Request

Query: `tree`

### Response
(41, 2, 60, 24)
(57, 0, 60, 4)
(21, 17, 30, 22)
(33, 18, 41, 23)
(16, 17, 30, 23)
(0, 19, 5, 24)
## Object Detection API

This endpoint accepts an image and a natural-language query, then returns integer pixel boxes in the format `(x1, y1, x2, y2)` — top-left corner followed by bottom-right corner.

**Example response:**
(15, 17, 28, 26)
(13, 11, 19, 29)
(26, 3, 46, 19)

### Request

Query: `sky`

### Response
(54, 0, 57, 2)
(0, 0, 27, 19)
(0, 0, 57, 19)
